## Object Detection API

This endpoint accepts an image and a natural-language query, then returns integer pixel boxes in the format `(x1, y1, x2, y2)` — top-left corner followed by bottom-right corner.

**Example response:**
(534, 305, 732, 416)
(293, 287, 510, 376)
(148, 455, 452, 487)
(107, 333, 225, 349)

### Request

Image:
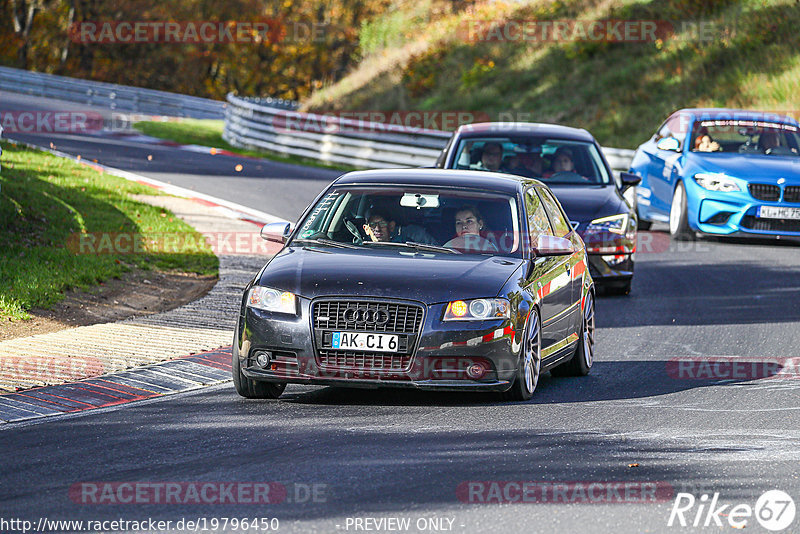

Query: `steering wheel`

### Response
(343, 218, 366, 244)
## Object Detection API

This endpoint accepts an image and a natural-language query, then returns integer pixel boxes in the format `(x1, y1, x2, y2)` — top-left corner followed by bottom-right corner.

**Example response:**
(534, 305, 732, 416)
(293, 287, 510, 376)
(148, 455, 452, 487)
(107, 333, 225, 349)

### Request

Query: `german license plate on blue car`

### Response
(331, 332, 399, 352)
(758, 206, 800, 220)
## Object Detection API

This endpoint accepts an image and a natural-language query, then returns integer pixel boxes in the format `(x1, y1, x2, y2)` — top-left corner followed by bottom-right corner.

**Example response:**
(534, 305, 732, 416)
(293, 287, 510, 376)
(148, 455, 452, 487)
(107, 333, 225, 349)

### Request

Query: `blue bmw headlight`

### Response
(693, 173, 741, 192)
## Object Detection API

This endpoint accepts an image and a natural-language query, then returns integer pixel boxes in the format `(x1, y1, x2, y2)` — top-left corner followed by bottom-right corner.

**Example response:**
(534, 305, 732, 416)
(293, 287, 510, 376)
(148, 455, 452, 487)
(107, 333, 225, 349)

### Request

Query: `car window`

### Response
(655, 114, 686, 148)
(537, 188, 571, 237)
(450, 136, 612, 185)
(690, 120, 800, 155)
(524, 188, 553, 238)
(293, 185, 524, 257)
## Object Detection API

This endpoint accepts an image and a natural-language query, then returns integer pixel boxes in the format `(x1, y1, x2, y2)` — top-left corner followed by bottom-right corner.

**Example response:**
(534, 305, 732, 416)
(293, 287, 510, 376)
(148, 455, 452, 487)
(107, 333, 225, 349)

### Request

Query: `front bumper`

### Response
(687, 180, 800, 237)
(586, 253, 634, 283)
(236, 298, 522, 392)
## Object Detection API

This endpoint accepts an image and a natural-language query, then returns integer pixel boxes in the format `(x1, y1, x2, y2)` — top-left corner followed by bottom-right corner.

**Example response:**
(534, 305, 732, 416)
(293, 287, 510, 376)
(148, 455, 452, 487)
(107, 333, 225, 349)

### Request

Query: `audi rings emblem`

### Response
(343, 307, 390, 326)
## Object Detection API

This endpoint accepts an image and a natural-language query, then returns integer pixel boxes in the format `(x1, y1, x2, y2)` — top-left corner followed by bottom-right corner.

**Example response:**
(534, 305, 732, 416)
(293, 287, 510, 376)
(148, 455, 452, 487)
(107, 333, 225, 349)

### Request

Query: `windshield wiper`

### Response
(405, 241, 461, 254)
(294, 238, 359, 249)
(362, 240, 460, 254)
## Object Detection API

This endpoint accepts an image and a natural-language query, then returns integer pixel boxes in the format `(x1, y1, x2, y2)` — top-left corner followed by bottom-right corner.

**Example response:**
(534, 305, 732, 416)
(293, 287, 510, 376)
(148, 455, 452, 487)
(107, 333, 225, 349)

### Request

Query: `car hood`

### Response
(547, 184, 628, 224)
(257, 245, 525, 304)
(687, 153, 800, 183)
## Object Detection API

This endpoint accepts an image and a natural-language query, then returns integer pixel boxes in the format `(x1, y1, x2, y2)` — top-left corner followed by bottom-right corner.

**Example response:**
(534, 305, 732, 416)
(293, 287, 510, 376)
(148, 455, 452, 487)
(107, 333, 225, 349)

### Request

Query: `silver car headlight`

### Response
(443, 298, 510, 321)
(247, 286, 298, 315)
(693, 173, 741, 192)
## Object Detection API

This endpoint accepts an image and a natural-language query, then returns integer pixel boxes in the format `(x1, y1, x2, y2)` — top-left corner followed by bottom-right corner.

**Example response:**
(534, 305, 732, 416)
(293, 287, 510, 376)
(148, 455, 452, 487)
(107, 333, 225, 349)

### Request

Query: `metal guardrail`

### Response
(223, 93, 636, 171)
(0, 66, 225, 119)
(0, 67, 635, 170)
(223, 93, 450, 168)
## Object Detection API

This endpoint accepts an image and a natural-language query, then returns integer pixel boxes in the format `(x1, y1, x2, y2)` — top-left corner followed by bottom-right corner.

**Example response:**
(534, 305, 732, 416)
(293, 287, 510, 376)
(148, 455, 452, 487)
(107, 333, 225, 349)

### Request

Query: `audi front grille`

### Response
(312, 300, 424, 371)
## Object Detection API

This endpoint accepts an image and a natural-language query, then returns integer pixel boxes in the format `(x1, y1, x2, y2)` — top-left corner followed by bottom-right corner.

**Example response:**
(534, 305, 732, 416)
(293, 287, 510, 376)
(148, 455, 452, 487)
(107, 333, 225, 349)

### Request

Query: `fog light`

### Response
(254, 351, 272, 368)
(466, 362, 487, 379)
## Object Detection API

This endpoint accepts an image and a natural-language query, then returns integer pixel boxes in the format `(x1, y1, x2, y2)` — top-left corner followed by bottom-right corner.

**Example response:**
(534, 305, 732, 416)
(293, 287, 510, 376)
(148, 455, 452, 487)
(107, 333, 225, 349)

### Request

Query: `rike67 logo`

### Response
(668, 490, 796, 531)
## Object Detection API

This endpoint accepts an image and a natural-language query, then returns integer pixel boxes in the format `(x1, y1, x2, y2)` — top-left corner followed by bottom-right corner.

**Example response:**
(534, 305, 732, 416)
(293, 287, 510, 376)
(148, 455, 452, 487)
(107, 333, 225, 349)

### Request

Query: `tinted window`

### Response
(450, 136, 612, 185)
(655, 114, 688, 148)
(690, 120, 799, 155)
(538, 188, 571, 237)
(293, 185, 524, 257)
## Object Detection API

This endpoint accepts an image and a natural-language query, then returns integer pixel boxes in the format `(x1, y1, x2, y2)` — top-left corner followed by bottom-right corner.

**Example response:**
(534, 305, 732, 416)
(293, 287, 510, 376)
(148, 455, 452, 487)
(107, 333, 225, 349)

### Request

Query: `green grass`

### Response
(0, 142, 218, 321)
(306, 0, 800, 149)
(133, 119, 355, 171)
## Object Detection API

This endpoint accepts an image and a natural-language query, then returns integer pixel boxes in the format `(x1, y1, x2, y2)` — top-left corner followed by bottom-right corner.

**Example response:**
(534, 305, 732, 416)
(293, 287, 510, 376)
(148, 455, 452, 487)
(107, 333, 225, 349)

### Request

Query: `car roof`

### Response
(672, 108, 799, 126)
(453, 122, 596, 143)
(333, 168, 542, 193)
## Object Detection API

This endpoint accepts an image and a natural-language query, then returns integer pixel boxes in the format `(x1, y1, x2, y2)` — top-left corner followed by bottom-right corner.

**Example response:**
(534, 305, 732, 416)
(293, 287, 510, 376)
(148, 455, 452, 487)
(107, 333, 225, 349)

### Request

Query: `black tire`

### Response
(232, 344, 287, 399)
(503, 310, 541, 402)
(551, 291, 595, 377)
(669, 182, 695, 241)
(637, 218, 652, 231)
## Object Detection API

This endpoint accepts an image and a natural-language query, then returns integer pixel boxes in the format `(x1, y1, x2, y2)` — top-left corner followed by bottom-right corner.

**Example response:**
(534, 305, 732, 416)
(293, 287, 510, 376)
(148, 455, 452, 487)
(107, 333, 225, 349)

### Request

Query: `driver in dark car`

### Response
(365, 209, 437, 244)
(470, 142, 503, 172)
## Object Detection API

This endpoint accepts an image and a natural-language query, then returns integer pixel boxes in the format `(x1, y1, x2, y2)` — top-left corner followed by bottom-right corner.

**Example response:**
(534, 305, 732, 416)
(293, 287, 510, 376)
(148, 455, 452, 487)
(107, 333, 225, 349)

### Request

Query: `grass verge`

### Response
(306, 0, 800, 149)
(0, 142, 219, 321)
(133, 119, 355, 172)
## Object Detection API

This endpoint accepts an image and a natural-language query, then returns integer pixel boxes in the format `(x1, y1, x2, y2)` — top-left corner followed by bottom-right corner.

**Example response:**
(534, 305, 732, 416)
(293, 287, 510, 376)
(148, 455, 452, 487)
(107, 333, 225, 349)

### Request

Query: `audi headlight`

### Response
(247, 286, 297, 315)
(693, 173, 740, 192)
(443, 298, 510, 321)
(586, 213, 628, 235)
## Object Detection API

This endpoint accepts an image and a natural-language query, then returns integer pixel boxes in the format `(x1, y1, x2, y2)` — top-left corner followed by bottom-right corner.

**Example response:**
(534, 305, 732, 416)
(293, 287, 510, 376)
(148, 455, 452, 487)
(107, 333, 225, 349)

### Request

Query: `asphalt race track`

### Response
(2, 92, 800, 533)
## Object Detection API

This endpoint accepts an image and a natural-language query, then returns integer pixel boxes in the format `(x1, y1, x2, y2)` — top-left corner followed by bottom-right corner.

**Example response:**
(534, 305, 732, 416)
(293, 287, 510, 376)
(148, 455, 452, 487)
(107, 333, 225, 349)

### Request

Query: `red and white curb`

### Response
(0, 347, 233, 425)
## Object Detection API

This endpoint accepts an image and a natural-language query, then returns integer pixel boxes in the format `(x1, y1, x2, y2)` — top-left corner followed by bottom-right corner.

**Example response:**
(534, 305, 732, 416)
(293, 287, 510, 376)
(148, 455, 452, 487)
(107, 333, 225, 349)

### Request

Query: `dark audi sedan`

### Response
(234, 169, 595, 401)
(437, 123, 640, 294)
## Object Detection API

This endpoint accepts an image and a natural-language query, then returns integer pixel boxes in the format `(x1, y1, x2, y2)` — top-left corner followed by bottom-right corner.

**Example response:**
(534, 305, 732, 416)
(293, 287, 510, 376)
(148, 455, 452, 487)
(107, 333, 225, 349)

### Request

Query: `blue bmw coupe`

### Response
(629, 108, 800, 239)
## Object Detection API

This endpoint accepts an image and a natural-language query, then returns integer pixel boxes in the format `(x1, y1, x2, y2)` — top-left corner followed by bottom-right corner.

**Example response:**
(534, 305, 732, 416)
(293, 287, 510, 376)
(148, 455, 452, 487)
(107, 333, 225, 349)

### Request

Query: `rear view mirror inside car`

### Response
(400, 193, 440, 209)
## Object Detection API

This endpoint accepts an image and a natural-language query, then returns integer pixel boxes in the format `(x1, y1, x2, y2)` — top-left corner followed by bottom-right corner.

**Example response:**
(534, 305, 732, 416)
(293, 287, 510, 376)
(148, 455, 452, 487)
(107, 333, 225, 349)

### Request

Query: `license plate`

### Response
(758, 206, 800, 220)
(331, 332, 399, 352)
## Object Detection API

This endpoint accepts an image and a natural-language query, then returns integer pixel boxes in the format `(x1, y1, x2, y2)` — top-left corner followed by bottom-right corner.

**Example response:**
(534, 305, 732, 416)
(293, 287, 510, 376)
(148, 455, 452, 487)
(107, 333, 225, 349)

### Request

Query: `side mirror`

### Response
(260, 222, 292, 244)
(619, 172, 642, 193)
(533, 235, 575, 256)
(656, 137, 680, 152)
